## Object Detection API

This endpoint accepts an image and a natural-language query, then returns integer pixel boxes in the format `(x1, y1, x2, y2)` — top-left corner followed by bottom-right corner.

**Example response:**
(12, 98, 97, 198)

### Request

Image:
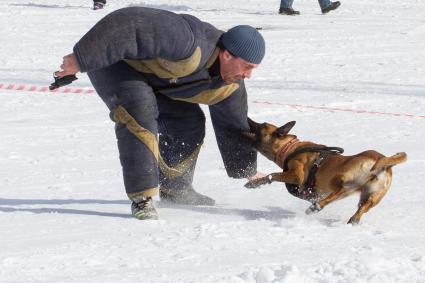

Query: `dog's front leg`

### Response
(244, 172, 289, 188)
(244, 173, 275, 188)
(244, 170, 304, 189)
(269, 171, 304, 184)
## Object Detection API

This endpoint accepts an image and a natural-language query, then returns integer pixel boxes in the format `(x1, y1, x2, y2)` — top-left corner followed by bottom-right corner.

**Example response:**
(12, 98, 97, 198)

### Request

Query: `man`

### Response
(279, 0, 341, 15)
(54, 7, 265, 220)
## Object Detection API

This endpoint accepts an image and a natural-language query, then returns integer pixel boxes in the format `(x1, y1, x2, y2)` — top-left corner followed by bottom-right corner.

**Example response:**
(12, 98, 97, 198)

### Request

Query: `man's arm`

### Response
(209, 81, 258, 179)
(72, 7, 196, 73)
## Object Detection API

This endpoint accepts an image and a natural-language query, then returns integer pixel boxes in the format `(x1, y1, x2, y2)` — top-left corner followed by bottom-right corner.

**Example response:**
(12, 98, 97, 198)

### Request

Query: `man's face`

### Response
(219, 50, 259, 83)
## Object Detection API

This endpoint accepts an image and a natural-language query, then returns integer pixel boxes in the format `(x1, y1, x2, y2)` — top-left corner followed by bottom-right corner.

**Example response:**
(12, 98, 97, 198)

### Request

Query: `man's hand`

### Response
(54, 53, 80, 77)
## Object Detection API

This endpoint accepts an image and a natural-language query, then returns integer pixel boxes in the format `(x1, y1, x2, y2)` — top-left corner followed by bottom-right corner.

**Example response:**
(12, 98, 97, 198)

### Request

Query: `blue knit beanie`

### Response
(221, 25, 265, 64)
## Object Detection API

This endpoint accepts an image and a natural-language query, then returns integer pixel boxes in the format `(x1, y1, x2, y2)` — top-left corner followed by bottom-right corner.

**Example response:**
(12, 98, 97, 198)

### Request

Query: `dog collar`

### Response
(274, 138, 299, 168)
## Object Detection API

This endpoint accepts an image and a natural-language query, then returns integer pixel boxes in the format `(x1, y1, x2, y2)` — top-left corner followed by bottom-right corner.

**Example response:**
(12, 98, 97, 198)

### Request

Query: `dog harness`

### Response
(283, 146, 344, 202)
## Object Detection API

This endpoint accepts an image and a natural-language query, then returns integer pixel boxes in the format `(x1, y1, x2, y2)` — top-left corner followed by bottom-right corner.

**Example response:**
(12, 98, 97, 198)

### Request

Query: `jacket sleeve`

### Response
(209, 81, 257, 178)
(73, 7, 195, 72)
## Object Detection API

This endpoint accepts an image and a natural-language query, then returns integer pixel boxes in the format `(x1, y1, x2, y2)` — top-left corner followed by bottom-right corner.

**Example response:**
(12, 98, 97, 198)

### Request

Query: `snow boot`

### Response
(93, 1, 105, 10)
(160, 186, 215, 206)
(279, 7, 300, 15)
(131, 197, 158, 220)
(321, 1, 341, 14)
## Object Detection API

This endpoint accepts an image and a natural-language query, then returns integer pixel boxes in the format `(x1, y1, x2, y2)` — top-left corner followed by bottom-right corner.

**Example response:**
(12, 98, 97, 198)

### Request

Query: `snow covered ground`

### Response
(1, 0, 424, 282)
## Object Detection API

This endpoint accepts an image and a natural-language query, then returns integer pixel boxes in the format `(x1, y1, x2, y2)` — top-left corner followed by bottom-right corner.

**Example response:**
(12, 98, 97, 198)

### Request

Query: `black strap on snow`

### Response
(283, 146, 344, 202)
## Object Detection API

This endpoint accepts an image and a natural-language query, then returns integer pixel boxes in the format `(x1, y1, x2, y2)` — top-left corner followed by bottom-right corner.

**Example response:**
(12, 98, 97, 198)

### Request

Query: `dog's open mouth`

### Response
(243, 131, 256, 139)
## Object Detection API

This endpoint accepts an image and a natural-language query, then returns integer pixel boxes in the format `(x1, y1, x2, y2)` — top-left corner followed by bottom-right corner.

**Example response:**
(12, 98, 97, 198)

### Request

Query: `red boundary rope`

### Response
(1, 82, 423, 120)
(251, 100, 425, 120)
(0, 83, 94, 95)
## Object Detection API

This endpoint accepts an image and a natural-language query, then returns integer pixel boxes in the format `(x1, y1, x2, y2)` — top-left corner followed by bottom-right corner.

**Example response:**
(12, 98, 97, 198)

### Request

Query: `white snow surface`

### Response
(1, 0, 425, 282)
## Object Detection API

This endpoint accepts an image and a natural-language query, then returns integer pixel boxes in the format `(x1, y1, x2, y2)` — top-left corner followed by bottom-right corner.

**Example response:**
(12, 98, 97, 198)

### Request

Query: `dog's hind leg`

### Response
(347, 188, 388, 225)
(347, 170, 392, 224)
(306, 175, 358, 214)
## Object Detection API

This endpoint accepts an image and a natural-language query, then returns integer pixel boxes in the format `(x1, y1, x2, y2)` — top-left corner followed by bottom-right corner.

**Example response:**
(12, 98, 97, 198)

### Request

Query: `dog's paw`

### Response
(244, 180, 259, 189)
(244, 179, 264, 189)
(305, 203, 322, 215)
(347, 216, 360, 225)
(244, 176, 271, 189)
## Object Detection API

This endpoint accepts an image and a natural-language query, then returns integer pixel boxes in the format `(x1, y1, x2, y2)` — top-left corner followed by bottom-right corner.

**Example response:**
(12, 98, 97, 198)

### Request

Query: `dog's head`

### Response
(244, 118, 297, 161)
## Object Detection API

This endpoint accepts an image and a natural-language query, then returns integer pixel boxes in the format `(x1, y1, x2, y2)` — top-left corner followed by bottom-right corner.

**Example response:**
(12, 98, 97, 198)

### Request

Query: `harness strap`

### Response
(283, 146, 344, 202)
(283, 146, 344, 171)
(304, 150, 333, 189)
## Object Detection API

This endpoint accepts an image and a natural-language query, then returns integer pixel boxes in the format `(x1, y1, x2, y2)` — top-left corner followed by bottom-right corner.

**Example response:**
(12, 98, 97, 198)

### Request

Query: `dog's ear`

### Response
(274, 121, 296, 137)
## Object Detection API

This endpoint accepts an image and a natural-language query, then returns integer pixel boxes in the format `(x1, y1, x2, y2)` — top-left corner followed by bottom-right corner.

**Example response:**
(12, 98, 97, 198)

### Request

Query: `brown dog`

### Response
(244, 119, 407, 224)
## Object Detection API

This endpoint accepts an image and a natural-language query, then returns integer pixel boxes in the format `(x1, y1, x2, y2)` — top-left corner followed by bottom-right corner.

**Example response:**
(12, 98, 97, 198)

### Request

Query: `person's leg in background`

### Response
(93, 0, 106, 10)
(318, 0, 341, 14)
(279, 0, 300, 15)
(279, 0, 341, 15)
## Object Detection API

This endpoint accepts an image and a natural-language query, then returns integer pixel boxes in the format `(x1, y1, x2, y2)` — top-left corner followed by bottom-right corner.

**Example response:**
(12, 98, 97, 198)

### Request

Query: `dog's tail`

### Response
(371, 152, 407, 172)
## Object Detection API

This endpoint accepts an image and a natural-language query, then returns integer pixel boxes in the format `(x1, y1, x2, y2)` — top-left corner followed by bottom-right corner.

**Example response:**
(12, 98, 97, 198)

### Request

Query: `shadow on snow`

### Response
(0, 198, 296, 222)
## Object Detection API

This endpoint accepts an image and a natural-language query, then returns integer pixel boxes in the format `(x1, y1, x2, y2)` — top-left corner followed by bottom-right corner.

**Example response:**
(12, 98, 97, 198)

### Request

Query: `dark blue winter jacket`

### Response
(73, 7, 257, 178)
